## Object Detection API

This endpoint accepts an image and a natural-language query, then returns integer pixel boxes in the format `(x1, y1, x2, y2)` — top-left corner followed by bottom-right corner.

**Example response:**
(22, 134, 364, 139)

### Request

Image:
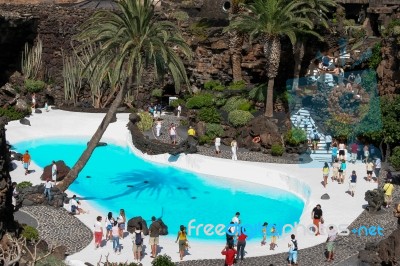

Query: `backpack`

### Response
(313, 133, 319, 141)
(135, 232, 142, 245)
(292, 239, 298, 251)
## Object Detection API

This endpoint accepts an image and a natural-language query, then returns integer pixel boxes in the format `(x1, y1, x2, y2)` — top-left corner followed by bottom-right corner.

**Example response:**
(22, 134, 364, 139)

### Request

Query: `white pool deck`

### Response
(6, 108, 378, 266)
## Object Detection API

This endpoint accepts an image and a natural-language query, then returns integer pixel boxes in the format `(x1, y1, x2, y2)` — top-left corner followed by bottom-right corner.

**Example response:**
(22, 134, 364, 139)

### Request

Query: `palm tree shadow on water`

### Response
(79, 166, 197, 201)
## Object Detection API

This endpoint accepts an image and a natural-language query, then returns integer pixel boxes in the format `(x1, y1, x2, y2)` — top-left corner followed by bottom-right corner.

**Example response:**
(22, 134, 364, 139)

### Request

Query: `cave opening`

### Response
(0, 16, 38, 87)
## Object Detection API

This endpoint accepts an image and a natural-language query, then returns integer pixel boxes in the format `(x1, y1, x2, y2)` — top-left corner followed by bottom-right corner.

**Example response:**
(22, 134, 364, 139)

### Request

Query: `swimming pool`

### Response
(13, 138, 305, 241)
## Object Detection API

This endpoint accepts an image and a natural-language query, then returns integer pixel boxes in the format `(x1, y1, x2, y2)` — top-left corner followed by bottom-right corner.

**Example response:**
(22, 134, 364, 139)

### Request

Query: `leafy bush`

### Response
(248, 84, 266, 102)
(228, 110, 254, 127)
(271, 144, 284, 156)
(170, 98, 185, 108)
(238, 101, 252, 111)
(24, 79, 46, 93)
(136, 111, 154, 132)
(17, 181, 32, 189)
(206, 123, 224, 139)
(222, 96, 250, 113)
(151, 254, 175, 266)
(390, 146, 400, 171)
(22, 225, 39, 242)
(285, 128, 307, 146)
(368, 42, 382, 69)
(170, 11, 189, 24)
(227, 80, 246, 90)
(0, 107, 28, 121)
(36, 255, 67, 266)
(151, 88, 163, 98)
(204, 80, 225, 91)
(198, 135, 212, 145)
(180, 119, 189, 127)
(198, 107, 221, 123)
(186, 93, 214, 109)
(189, 19, 210, 42)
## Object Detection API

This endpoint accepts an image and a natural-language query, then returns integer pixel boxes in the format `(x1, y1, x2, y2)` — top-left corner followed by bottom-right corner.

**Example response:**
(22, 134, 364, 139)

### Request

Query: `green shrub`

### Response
(227, 80, 246, 90)
(189, 19, 210, 42)
(151, 254, 175, 266)
(0, 107, 28, 121)
(24, 79, 46, 93)
(186, 93, 214, 109)
(206, 123, 224, 139)
(36, 255, 67, 266)
(228, 110, 254, 127)
(271, 144, 284, 156)
(136, 111, 154, 132)
(390, 146, 400, 171)
(285, 128, 307, 146)
(204, 80, 225, 91)
(180, 119, 189, 127)
(170, 98, 185, 108)
(198, 135, 212, 145)
(248, 84, 266, 102)
(368, 42, 382, 69)
(222, 96, 250, 112)
(22, 225, 39, 242)
(151, 88, 163, 98)
(198, 107, 221, 123)
(238, 101, 252, 111)
(16, 181, 32, 189)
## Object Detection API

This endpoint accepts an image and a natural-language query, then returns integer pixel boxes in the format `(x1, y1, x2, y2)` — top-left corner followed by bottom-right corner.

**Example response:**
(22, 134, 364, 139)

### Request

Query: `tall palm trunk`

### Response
(263, 35, 281, 117)
(57, 84, 129, 192)
(292, 40, 305, 90)
(229, 30, 244, 81)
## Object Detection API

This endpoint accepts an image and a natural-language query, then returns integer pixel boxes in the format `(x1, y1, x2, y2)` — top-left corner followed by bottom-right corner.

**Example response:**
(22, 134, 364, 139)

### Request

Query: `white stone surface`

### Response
(6, 109, 377, 266)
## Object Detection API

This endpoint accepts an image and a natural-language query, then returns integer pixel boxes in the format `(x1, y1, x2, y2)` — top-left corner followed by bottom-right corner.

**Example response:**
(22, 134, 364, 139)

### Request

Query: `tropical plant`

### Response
(186, 93, 214, 109)
(0, 107, 30, 121)
(16, 181, 33, 189)
(62, 50, 84, 105)
(57, 0, 191, 192)
(136, 111, 154, 132)
(368, 42, 382, 69)
(222, 96, 249, 112)
(271, 144, 284, 156)
(229, 0, 316, 117)
(390, 146, 400, 171)
(205, 123, 224, 139)
(285, 128, 307, 146)
(170, 11, 189, 27)
(22, 226, 39, 242)
(151, 88, 163, 98)
(189, 19, 210, 42)
(199, 135, 212, 145)
(24, 79, 46, 93)
(170, 98, 185, 108)
(204, 80, 225, 91)
(227, 80, 246, 90)
(198, 107, 221, 123)
(248, 83, 266, 102)
(151, 254, 175, 266)
(21, 38, 43, 80)
(228, 110, 254, 127)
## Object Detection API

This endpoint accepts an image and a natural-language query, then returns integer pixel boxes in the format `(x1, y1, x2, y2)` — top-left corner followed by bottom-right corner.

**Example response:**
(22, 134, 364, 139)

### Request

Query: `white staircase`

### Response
(290, 108, 328, 155)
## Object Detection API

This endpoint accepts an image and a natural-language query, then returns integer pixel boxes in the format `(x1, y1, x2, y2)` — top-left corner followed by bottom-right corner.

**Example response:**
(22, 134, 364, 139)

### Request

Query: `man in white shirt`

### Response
(232, 212, 240, 224)
(325, 134, 332, 154)
(44, 179, 53, 202)
(326, 226, 337, 262)
(215, 137, 221, 155)
(51, 161, 58, 181)
(70, 195, 80, 214)
(374, 158, 381, 178)
(177, 104, 182, 117)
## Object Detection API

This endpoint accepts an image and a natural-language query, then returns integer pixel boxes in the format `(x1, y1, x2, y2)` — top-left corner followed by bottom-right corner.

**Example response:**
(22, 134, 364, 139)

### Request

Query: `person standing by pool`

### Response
(236, 227, 247, 262)
(322, 162, 330, 188)
(22, 150, 31, 175)
(31, 93, 36, 109)
(169, 123, 177, 145)
(215, 136, 221, 155)
(105, 212, 114, 241)
(175, 225, 188, 261)
(149, 216, 162, 258)
(231, 140, 238, 161)
(221, 243, 237, 266)
(117, 209, 126, 239)
(287, 234, 298, 266)
(311, 204, 323, 236)
(261, 222, 268, 246)
(94, 216, 103, 249)
(349, 170, 357, 197)
(132, 225, 145, 264)
(155, 119, 162, 137)
(270, 224, 278, 250)
(51, 161, 57, 181)
(43, 179, 53, 202)
(325, 226, 337, 262)
(111, 220, 121, 254)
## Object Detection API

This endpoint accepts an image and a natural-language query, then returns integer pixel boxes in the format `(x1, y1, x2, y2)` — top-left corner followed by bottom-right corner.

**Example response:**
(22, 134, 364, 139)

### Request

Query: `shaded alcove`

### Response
(0, 15, 38, 86)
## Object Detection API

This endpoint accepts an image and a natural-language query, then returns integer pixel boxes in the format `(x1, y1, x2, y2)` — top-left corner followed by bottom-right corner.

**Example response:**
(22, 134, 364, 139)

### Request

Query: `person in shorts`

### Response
(169, 123, 177, 145)
(22, 150, 31, 175)
(349, 170, 357, 197)
(338, 160, 346, 184)
(366, 160, 374, 182)
(149, 216, 161, 258)
(132, 226, 145, 264)
(326, 226, 337, 262)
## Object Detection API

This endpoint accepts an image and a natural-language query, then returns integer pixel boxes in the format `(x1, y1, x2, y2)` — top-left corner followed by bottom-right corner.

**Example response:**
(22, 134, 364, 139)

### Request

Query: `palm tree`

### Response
(292, 0, 336, 91)
(57, 0, 191, 192)
(229, 0, 314, 117)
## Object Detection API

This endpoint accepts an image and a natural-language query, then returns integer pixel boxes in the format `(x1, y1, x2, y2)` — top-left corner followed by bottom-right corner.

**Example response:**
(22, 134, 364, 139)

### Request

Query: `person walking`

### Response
(312, 130, 320, 154)
(175, 225, 188, 261)
(31, 93, 36, 109)
(149, 216, 162, 258)
(215, 137, 221, 155)
(366, 159, 374, 182)
(349, 170, 357, 197)
(51, 161, 58, 181)
(331, 143, 338, 164)
(236, 228, 247, 262)
(374, 157, 382, 178)
(261, 222, 268, 246)
(221, 243, 237, 266)
(322, 162, 330, 188)
(332, 159, 340, 182)
(270, 224, 278, 250)
(231, 140, 238, 161)
(156, 103, 162, 117)
(339, 160, 347, 184)
(383, 179, 395, 208)
(117, 209, 126, 239)
(43, 179, 53, 202)
(22, 150, 31, 175)
(177, 104, 182, 117)
(351, 142, 358, 164)
(111, 220, 121, 254)
(155, 120, 162, 137)
(94, 216, 103, 249)
(105, 212, 114, 241)
(363, 144, 370, 163)
(132, 226, 145, 264)
(311, 204, 323, 236)
(169, 123, 177, 145)
(338, 142, 346, 161)
(325, 134, 332, 154)
(326, 226, 337, 262)
(287, 234, 298, 266)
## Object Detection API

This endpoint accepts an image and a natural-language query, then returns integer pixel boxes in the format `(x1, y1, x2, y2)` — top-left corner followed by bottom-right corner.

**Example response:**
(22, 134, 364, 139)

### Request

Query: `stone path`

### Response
(19, 205, 92, 254)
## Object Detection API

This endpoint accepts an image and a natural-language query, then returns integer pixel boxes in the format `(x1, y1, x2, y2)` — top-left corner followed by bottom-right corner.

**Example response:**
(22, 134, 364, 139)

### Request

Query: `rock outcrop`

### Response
(40, 160, 70, 182)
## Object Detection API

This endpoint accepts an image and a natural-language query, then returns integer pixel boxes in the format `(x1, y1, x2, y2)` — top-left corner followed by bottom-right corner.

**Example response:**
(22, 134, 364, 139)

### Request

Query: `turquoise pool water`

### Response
(13, 138, 305, 241)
